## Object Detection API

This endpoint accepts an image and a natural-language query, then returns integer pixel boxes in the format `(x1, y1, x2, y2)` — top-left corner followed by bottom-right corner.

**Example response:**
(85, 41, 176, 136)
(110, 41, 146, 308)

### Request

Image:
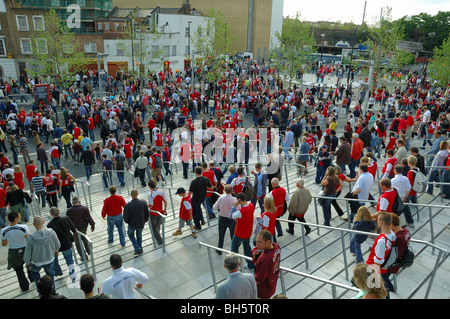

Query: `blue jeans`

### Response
(117, 171, 125, 186)
(321, 194, 336, 226)
(427, 170, 440, 195)
(442, 170, 450, 198)
(53, 248, 75, 280)
(102, 171, 113, 188)
(127, 226, 143, 253)
(350, 237, 364, 263)
(64, 144, 74, 158)
(30, 261, 55, 292)
(316, 165, 326, 184)
(85, 165, 92, 180)
(231, 235, 255, 270)
(51, 157, 60, 170)
(107, 214, 126, 247)
(349, 158, 359, 178)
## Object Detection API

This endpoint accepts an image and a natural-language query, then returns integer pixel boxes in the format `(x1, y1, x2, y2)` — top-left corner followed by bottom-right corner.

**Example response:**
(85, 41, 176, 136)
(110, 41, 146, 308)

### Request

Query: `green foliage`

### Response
(270, 12, 316, 87)
(27, 9, 88, 86)
(428, 35, 450, 87)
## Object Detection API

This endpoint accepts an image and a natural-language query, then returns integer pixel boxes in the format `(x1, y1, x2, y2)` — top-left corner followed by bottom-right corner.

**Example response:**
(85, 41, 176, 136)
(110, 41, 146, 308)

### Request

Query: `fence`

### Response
(198, 241, 360, 299)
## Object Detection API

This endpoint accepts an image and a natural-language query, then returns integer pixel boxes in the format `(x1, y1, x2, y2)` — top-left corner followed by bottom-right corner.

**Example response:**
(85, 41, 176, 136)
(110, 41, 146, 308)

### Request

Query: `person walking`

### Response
(254, 230, 281, 299)
(319, 166, 344, 226)
(123, 189, 149, 255)
(79, 273, 110, 299)
(147, 180, 167, 246)
(47, 206, 76, 281)
(267, 178, 289, 239)
(188, 166, 213, 230)
(134, 150, 149, 187)
(66, 196, 95, 262)
(101, 253, 149, 299)
(213, 185, 236, 255)
(229, 192, 255, 271)
(365, 211, 397, 299)
(23, 216, 61, 294)
(1, 212, 33, 292)
(101, 186, 127, 247)
(79, 145, 96, 181)
(286, 178, 312, 236)
(216, 252, 257, 299)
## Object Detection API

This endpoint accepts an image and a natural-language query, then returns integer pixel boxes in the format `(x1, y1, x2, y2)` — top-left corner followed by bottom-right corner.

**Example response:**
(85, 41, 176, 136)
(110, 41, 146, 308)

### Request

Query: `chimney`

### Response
(181, 0, 191, 15)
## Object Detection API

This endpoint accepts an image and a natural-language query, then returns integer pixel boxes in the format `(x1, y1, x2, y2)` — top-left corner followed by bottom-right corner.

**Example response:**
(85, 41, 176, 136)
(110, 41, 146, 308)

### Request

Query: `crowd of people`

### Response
(0, 53, 449, 299)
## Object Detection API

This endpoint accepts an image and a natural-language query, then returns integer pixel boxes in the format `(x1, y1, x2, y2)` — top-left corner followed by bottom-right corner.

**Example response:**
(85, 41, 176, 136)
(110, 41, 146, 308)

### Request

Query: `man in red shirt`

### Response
(25, 160, 37, 190)
(349, 134, 364, 178)
(101, 186, 126, 247)
(254, 230, 281, 299)
(229, 192, 255, 271)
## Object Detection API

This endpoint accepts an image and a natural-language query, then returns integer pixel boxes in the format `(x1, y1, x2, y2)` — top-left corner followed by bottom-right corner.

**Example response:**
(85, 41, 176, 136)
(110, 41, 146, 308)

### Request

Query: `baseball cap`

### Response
(175, 187, 186, 195)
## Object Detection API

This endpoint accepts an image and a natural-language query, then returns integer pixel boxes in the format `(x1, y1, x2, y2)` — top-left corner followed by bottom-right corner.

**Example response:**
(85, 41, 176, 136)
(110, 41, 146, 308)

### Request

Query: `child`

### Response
(385, 131, 396, 157)
(172, 187, 197, 239)
(350, 207, 376, 263)
(94, 143, 101, 162)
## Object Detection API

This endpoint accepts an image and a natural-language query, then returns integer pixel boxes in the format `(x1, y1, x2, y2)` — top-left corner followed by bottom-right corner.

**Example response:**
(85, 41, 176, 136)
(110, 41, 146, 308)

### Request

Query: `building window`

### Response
(114, 23, 119, 31)
(20, 38, 32, 54)
(0, 38, 6, 57)
(116, 44, 124, 56)
(104, 23, 110, 31)
(84, 41, 97, 53)
(33, 16, 45, 31)
(172, 45, 177, 56)
(163, 45, 170, 57)
(16, 15, 29, 31)
(35, 38, 47, 54)
(98, 23, 103, 32)
(185, 45, 189, 55)
(185, 27, 190, 37)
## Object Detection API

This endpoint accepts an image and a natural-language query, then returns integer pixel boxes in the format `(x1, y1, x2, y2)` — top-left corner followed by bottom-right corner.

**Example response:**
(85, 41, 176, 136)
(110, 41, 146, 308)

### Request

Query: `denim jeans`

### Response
(231, 235, 255, 270)
(85, 165, 92, 180)
(53, 248, 75, 280)
(127, 226, 143, 253)
(427, 170, 440, 195)
(107, 214, 126, 247)
(321, 194, 336, 226)
(103, 171, 113, 188)
(51, 157, 60, 170)
(117, 171, 125, 186)
(404, 195, 417, 225)
(350, 237, 364, 263)
(64, 144, 74, 158)
(217, 216, 235, 249)
(36, 191, 46, 208)
(30, 261, 55, 292)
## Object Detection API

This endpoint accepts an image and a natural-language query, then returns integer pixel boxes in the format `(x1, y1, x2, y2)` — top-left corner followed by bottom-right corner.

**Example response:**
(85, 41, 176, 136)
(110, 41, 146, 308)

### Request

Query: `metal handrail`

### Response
(198, 241, 359, 299)
(276, 217, 448, 299)
(148, 208, 168, 253)
(73, 230, 96, 281)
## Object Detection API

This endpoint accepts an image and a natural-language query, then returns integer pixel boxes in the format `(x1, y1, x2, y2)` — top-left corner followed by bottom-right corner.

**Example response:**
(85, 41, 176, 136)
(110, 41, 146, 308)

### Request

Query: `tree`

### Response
(191, 9, 236, 94)
(428, 35, 450, 87)
(363, 7, 405, 87)
(269, 12, 316, 88)
(27, 9, 88, 87)
(119, 8, 162, 85)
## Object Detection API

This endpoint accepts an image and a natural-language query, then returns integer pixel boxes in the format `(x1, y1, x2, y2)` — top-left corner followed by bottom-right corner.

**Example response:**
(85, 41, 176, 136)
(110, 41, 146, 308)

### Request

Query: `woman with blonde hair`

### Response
(254, 196, 278, 245)
(13, 165, 25, 190)
(350, 206, 376, 263)
(352, 263, 387, 299)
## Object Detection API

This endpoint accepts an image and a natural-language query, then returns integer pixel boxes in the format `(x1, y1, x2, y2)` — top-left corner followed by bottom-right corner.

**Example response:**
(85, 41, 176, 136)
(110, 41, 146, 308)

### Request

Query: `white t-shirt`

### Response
(101, 267, 149, 299)
(1, 224, 30, 249)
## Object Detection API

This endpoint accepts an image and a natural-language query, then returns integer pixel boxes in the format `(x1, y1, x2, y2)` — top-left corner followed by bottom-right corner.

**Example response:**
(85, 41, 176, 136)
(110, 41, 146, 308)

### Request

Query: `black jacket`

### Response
(47, 216, 76, 252)
(123, 198, 149, 229)
(80, 149, 95, 166)
(359, 128, 371, 148)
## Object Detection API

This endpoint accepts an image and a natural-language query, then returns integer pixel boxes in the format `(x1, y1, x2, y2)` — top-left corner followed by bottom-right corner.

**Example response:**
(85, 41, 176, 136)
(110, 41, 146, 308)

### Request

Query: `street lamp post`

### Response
(321, 34, 325, 68)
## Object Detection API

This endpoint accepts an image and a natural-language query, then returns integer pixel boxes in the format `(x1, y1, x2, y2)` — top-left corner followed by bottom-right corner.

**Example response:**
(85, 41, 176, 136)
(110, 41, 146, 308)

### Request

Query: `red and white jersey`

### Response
(147, 189, 167, 216)
(230, 176, 248, 194)
(179, 195, 192, 221)
(366, 232, 397, 274)
(49, 146, 59, 158)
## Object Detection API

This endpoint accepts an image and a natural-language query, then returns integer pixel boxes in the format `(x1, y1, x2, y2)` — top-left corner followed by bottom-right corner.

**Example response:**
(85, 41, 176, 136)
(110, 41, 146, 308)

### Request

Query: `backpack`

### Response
(392, 188, 405, 216)
(153, 154, 162, 168)
(115, 155, 125, 171)
(411, 168, 427, 193)
(396, 246, 415, 269)
(243, 177, 254, 201)
(381, 236, 398, 270)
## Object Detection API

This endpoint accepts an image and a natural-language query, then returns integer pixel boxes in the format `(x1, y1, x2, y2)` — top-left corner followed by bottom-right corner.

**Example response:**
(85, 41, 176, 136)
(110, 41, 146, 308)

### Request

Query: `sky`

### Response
(282, 0, 449, 24)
